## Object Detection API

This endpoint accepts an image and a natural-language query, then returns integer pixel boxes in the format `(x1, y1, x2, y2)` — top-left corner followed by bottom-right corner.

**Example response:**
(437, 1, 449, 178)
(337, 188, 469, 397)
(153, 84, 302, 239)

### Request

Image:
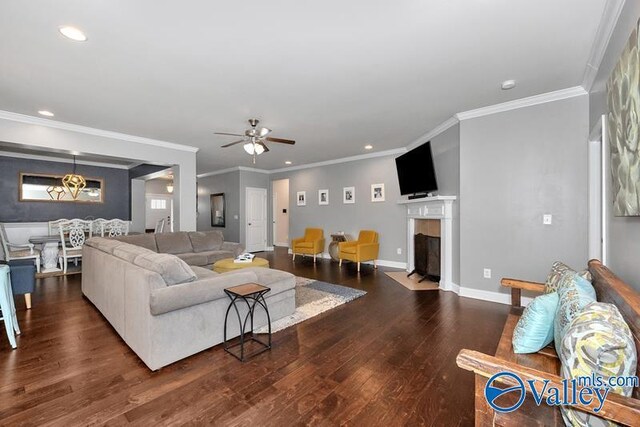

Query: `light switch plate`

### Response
(543, 214, 552, 225)
(483, 268, 491, 279)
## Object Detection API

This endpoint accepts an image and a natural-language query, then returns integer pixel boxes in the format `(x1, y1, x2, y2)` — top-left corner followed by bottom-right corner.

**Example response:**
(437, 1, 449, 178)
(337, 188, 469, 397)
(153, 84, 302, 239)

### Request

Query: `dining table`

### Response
(28, 235, 63, 272)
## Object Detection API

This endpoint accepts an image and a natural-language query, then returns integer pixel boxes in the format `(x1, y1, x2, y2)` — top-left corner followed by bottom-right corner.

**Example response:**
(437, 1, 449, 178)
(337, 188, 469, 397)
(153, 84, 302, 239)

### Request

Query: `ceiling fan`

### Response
(216, 118, 295, 164)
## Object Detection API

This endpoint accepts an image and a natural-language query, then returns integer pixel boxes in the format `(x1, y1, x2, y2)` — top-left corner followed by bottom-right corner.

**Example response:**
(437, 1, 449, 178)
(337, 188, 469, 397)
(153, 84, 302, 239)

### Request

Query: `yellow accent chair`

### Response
(291, 228, 325, 263)
(338, 230, 379, 272)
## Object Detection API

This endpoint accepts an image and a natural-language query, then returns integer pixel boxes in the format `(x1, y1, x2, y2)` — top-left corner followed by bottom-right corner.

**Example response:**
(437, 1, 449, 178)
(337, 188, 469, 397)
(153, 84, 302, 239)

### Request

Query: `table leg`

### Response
(41, 242, 61, 272)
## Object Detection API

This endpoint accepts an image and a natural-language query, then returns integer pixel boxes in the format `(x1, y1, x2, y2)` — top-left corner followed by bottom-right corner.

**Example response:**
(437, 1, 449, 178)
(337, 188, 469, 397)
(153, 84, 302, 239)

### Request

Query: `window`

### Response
(150, 199, 167, 210)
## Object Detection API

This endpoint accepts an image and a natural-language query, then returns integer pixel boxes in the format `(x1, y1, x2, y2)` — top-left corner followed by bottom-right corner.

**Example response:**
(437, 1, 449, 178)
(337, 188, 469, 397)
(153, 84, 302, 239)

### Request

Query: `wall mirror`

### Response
(19, 173, 104, 203)
(210, 193, 225, 227)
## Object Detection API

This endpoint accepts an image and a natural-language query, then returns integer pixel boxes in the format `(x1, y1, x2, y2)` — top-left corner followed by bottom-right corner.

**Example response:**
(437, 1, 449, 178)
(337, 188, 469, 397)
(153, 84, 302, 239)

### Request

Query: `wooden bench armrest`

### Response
(501, 278, 545, 308)
(456, 349, 640, 426)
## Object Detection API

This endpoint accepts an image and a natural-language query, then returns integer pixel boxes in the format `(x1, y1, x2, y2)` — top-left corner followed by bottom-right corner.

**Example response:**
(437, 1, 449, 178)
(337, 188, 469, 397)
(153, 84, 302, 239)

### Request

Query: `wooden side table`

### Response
(328, 234, 349, 261)
(223, 283, 272, 362)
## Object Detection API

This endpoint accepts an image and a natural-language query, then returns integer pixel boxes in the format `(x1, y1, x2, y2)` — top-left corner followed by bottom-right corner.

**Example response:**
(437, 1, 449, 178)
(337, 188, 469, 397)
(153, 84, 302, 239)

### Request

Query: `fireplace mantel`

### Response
(398, 196, 457, 291)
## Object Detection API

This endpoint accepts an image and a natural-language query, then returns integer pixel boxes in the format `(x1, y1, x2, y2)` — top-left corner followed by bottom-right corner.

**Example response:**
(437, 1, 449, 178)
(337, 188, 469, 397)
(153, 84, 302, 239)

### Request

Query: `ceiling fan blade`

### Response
(265, 137, 295, 145)
(221, 139, 245, 148)
(215, 132, 244, 137)
(257, 141, 270, 152)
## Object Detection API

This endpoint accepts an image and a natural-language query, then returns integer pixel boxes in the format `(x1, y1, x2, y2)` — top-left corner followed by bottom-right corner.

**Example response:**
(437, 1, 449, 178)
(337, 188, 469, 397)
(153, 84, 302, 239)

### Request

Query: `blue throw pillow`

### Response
(554, 271, 597, 355)
(512, 292, 560, 354)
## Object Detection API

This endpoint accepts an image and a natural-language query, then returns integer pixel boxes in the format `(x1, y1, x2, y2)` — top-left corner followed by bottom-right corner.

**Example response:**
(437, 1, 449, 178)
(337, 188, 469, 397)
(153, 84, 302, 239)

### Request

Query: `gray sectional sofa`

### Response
(114, 230, 243, 269)
(81, 233, 296, 370)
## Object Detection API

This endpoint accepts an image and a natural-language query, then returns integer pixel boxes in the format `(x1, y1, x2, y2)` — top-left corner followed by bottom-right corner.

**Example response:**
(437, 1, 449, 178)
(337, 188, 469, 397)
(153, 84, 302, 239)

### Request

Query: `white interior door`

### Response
(588, 115, 608, 264)
(246, 187, 267, 252)
(146, 194, 173, 231)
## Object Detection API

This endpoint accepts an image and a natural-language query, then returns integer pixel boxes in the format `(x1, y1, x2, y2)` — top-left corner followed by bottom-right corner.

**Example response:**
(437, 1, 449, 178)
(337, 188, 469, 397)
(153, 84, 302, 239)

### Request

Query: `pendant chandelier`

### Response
(243, 138, 265, 164)
(62, 155, 87, 200)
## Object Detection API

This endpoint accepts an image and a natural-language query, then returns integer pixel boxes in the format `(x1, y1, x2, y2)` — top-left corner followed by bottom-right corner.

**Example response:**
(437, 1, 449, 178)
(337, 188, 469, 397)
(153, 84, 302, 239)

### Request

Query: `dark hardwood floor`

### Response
(0, 248, 509, 426)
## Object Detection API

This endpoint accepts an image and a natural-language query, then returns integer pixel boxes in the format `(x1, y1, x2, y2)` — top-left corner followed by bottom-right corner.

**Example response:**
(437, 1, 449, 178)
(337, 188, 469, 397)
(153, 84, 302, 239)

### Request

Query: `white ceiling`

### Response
(0, 0, 607, 173)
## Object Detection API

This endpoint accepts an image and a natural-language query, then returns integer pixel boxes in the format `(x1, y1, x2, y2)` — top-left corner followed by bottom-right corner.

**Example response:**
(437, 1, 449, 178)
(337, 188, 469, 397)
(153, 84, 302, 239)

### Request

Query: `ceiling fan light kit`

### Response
(216, 118, 295, 164)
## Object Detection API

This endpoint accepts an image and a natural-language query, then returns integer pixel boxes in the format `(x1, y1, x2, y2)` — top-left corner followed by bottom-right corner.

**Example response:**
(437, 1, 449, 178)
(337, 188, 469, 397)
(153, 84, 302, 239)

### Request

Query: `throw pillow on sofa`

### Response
(544, 261, 592, 294)
(558, 302, 637, 427)
(512, 292, 559, 353)
(188, 231, 223, 252)
(133, 253, 196, 286)
(554, 270, 597, 355)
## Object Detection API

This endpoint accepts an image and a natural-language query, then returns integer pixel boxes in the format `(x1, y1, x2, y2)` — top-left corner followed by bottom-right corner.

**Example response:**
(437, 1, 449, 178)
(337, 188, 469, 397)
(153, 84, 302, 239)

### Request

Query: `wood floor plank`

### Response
(0, 247, 509, 425)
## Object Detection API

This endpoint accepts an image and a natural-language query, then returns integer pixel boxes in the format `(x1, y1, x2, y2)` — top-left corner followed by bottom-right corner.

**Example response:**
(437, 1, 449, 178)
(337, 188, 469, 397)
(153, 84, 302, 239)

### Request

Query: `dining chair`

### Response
(47, 219, 69, 236)
(102, 219, 129, 237)
(0, 223, 41, 273)
(0, 264, 20, 349)
(58, 219, 91, 274)
(91, 218, 107, 237)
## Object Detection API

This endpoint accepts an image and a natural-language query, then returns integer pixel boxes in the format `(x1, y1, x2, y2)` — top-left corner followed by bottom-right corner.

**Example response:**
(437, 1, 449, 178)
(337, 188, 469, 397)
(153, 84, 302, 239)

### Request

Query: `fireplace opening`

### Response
(408, 219, 441, 283)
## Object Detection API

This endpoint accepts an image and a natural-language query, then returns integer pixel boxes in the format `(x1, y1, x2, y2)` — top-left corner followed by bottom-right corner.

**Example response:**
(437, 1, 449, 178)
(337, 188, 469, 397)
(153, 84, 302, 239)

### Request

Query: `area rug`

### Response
(385, 271, 439, 291)
(257, 277, 366, 333)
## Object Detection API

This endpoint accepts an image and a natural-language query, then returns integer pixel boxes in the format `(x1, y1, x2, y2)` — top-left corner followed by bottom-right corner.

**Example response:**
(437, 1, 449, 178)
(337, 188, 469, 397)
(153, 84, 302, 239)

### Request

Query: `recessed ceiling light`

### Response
(285, 161, 292, 165)
(38, 110, 55, 117)
(501, 80, 516, 90)
(364, 145, 373, 150)
(59, 26, 87, 42)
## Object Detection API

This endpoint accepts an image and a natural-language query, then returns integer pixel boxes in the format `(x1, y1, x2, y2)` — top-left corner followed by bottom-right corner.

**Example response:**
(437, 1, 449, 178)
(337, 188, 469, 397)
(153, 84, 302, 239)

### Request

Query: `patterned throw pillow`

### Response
(512, 292, 559, 354)
(554, 271, 597, 355)
(544, 261, 593, 294)
(559, 302, 637, 427)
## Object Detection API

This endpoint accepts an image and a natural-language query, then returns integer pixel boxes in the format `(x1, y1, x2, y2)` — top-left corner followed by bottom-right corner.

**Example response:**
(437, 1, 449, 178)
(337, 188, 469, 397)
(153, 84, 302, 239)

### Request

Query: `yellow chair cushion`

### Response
(295, 241, 314, 249)
(340, 246, 357, 254)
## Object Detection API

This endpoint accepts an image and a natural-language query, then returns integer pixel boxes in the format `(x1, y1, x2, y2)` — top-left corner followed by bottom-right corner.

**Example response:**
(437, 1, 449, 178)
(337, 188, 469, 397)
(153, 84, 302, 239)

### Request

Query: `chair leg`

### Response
(292, 253, 296, 261)
(357, 262, 361, 272)
(313, 254, 316, 263)
(24, 293, 31, 310)
(374, 260, 378, 269)
(35, 257, 40, 273)
(63, 258, 67, 274)
(339, 259, 342, 267)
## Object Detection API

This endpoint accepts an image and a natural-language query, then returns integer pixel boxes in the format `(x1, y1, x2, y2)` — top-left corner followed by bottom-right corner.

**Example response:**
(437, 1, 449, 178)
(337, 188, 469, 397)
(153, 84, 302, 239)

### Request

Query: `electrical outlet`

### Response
(543, 214, 552, 225)
(397, 248, 402, 255)
(483, 268, 492, 279)
(233, 214, 239, 220)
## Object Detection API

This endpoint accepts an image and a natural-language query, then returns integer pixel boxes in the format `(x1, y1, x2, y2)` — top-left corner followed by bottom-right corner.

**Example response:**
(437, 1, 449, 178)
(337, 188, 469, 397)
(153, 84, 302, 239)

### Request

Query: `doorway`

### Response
(245, 187, 268, 252)
(588, 114, 608, 264)
(272, 179, 289, 247)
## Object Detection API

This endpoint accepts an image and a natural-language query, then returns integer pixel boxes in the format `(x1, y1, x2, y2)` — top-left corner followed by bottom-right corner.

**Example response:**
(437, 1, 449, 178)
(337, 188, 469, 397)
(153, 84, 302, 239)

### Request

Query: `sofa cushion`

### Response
(234, 267, 296, 296)
(133, 252, 196, 286)
(191, 266, 219, 280)
(559, 302, 637, 426)
(176, 252, 208, 267)
(149, 270, 258, 315)
(202, 250, 234, 265)
(113, 234, 158, 252)
(512, 292, 559, 354)
(554, 270, 596, 354)
(544, 261, 592, 294)
(85, 237, 122, 254)
(155, 232, 193, 254)
(112, 242, 154, 263)
(188, 231, 223, 252)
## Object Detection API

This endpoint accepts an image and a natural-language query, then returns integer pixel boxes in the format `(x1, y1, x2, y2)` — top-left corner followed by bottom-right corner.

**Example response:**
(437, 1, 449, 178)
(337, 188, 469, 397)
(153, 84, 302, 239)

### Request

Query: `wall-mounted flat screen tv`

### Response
(395, 141, 438, 196)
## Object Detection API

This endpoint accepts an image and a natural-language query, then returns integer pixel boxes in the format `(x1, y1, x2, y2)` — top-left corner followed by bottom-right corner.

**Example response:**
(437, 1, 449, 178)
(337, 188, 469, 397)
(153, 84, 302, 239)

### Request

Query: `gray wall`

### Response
(271, 155, 406, 262)
(589, 2, 640, 290)
(431, 124, 461, 283)
(0, 155, 131, 222)
(196, 171, 241, 242)
(459, 95, 590, 294)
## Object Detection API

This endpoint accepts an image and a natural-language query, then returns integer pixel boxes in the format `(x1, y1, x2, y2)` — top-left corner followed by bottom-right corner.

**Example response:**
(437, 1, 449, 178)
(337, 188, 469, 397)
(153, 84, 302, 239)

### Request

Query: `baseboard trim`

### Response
(443, 282, 532, 307)
(266, 246, 274, 251)
(287, 251, 407, 269)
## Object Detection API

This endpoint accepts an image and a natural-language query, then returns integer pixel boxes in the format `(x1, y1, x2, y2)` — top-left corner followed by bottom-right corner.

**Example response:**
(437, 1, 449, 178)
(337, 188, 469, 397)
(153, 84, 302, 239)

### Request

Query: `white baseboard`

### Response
(266, 246, 274, 251)
(443, 282, 532, 307)
(286, 250, 407, 269)
(275, 242, 289, 248)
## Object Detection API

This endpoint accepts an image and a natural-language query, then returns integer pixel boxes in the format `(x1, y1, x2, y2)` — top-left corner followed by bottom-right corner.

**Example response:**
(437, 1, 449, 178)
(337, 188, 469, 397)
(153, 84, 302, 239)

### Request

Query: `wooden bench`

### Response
(456, 260, 640, 426)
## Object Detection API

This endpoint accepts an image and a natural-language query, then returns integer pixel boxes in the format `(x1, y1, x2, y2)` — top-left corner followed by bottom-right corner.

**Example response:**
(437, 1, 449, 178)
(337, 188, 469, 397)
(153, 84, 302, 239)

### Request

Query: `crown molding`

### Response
(406, 116, 459, 151)
(0, 150, 131, 169)
(269, 148, 406, 174)
(581, 0, 626, 91)
(0, 110, 200, 153)
(455, 86, 587, 121)
(238, 166, 271, 174)
(197, 167, 243, 178)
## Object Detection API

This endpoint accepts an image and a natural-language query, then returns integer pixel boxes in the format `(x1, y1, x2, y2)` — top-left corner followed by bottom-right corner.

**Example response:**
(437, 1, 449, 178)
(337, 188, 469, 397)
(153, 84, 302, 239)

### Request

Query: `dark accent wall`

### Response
(0, 155, 131, 222)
